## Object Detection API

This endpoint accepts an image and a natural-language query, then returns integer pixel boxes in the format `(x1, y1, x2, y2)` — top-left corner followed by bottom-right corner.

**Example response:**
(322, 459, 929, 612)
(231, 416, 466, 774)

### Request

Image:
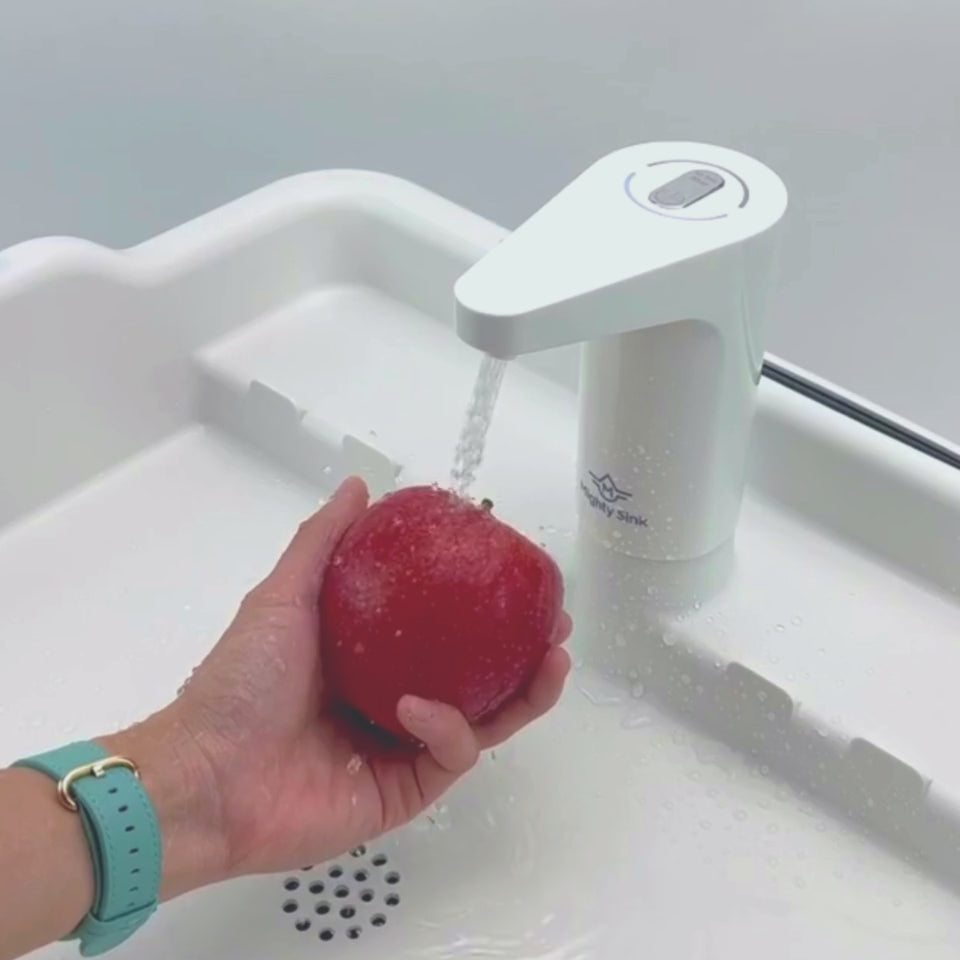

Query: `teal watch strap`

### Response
(14, 741, 162, 956)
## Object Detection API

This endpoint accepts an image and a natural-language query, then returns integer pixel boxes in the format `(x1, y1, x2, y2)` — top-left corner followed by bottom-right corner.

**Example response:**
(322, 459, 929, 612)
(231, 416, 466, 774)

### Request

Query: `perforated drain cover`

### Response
(280, 846, 401, 943)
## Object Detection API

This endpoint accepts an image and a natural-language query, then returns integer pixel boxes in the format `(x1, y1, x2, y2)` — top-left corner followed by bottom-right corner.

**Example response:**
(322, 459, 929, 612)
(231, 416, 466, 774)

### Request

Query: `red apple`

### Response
(319, 485, 564, 739)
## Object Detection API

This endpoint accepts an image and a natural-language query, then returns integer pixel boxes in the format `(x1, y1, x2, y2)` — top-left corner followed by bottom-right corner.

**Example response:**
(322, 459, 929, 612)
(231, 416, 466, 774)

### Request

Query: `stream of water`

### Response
(450, 355, 508, 497)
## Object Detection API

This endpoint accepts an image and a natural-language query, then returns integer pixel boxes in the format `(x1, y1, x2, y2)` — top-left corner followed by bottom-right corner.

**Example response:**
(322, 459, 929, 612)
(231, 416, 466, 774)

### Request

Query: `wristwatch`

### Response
(14, 741, 162, 956)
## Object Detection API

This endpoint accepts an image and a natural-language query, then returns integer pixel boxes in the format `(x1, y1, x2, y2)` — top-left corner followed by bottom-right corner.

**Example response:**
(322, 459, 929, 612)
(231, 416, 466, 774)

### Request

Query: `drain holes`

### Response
(283, 848, 400, 940)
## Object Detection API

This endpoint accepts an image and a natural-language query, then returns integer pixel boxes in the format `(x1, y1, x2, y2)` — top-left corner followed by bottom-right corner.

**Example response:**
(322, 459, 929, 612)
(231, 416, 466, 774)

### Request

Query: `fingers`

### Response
(476, 646, 572, 749)
(391, 636, 572, 808)
(551, 610, 573, 646)
(251, 477, 369, 607)
(397, 696, 480, 776)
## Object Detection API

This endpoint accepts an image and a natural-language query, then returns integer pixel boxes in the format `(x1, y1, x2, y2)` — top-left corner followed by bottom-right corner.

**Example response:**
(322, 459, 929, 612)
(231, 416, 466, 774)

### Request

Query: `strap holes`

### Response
(108, 787, 118, 794)
(125, 825, 135, 832)
(118, 805, 129, 813)
(131, 868, 140, 874)
(130, 847, 139, 855)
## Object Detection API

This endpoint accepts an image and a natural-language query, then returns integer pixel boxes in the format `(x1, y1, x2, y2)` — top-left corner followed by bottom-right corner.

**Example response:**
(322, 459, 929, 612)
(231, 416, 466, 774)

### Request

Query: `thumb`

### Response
(250, 477, 369, 607)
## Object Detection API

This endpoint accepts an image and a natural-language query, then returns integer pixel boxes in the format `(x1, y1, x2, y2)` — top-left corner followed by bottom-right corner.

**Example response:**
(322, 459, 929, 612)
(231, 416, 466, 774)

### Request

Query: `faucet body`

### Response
(455, 143, 787, 599)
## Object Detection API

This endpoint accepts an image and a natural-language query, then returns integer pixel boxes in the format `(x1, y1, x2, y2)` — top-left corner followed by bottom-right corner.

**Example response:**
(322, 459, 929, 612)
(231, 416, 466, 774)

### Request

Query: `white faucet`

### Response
(455, 142, 787, 604)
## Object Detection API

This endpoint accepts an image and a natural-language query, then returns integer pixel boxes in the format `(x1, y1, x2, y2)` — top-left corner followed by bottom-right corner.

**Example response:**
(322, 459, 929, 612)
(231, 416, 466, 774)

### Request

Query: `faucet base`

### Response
(572, 532, 734, 679)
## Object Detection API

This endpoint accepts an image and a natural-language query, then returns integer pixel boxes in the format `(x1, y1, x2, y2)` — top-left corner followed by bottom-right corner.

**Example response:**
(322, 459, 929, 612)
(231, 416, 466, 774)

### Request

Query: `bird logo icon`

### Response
(588, 472, 632, 505)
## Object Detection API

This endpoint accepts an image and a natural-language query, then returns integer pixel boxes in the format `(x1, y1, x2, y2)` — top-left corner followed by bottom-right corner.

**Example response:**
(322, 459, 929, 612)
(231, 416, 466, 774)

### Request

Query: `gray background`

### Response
(1, 0, 957, 441)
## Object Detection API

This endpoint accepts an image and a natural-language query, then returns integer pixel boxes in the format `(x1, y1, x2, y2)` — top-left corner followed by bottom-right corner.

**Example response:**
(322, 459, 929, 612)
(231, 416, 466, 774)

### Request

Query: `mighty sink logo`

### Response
(581, 471, 649, 527)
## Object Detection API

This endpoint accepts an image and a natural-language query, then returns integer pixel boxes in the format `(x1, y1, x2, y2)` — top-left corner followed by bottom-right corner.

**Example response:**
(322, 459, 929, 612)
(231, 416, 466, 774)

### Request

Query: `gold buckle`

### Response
(57, 756, 140, 812)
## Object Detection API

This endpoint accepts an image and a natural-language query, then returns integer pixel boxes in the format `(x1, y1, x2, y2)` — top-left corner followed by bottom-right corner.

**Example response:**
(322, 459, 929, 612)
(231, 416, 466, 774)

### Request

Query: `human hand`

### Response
(106, 477, 572, 898)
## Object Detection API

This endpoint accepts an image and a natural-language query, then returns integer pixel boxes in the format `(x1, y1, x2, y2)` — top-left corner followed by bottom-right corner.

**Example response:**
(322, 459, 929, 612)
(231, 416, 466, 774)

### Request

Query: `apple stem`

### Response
(480, 498, 494, 512)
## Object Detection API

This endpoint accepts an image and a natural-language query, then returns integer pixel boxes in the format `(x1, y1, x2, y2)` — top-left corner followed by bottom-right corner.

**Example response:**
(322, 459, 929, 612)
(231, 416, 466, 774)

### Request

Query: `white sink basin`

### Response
(2, 171, 960, 958)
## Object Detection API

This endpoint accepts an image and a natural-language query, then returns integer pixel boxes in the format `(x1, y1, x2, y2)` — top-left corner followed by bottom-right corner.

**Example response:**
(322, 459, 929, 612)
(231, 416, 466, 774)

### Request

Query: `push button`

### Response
(648, 169, 725, 209)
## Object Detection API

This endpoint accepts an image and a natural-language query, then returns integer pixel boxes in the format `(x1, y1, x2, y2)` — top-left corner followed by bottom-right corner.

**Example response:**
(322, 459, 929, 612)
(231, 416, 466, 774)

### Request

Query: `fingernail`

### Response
(402, 695, 435, 724)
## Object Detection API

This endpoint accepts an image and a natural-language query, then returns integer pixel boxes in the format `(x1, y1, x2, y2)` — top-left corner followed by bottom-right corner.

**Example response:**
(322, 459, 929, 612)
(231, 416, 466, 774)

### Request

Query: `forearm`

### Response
(0, 707, 228, 960)
(0, 766, 94, 959)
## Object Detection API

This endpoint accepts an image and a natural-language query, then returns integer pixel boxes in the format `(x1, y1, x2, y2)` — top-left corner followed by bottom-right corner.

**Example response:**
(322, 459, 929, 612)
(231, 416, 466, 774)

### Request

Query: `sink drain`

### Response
(279, 846, 401, 943)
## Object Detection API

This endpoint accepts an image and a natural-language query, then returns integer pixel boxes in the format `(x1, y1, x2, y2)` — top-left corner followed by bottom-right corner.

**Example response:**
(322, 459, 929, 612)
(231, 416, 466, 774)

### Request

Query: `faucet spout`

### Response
(455, 142, 787, 584)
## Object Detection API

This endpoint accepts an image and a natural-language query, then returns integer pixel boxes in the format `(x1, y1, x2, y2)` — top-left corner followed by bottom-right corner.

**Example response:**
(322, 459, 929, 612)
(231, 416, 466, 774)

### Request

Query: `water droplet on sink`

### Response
(621, 711, 652, 730)
(575, 674, 623, 706)
(734, 808, 748, 822)
(631, 681, 646, 699)
(614, 632, 626, 647)
(775, 624, 786, 633)
(791, 615, 803, 626)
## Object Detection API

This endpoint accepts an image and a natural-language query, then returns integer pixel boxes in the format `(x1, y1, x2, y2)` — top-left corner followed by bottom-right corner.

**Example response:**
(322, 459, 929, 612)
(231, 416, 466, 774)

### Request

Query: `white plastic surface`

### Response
(1, 172, 960, 959)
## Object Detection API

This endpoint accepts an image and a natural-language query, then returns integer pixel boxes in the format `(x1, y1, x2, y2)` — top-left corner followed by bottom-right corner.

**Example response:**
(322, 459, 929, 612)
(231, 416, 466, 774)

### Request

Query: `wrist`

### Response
(99, 705, 230, 900)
